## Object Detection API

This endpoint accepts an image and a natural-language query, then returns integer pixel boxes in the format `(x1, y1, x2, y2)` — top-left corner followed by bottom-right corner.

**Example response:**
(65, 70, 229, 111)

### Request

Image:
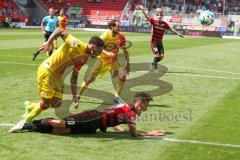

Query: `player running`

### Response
(32, 7, 59, 61)
(139, 5, 184, 71)
(78, 19, 130, 105)
(53, 8, 68, 49)
(8, 28, 104, 133)
(9, 92, 165, 137)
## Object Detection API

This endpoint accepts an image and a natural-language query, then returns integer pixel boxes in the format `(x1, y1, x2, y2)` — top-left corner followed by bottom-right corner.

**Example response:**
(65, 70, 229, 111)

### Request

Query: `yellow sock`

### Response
(28, 102, 36, 112)
(24, 103, 43, 122)
(115, 80, 125, 97)
(79, 81, 89, 96)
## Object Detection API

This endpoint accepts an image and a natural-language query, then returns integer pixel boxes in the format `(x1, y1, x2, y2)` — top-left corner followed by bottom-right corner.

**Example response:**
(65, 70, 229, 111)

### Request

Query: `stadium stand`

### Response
(40, 0, 128, 24)
(0, 0, 27, 25)
(145, 0, 225, 14)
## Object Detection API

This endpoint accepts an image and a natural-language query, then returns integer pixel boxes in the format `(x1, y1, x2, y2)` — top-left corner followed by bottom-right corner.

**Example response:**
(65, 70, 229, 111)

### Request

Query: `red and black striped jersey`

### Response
(150, 18, 170, 43)
(66, 103, 137, 127)
(103, 103, 137, 126)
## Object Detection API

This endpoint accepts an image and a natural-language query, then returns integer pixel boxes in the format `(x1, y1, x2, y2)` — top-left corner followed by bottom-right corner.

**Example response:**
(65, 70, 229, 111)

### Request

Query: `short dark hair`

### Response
(89, 36, 105, 48)
(134, 92, 153, 103)
(108, 19, 120, 29)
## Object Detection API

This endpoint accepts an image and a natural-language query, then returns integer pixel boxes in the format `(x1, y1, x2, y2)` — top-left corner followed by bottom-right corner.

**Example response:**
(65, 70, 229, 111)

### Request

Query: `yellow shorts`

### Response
(89, 59, 121, 78)
(37, 64, 64, 99)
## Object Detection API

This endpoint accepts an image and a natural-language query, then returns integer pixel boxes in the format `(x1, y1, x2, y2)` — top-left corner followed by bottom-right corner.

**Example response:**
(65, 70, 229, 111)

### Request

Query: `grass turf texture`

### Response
(0, 29, 240, 160)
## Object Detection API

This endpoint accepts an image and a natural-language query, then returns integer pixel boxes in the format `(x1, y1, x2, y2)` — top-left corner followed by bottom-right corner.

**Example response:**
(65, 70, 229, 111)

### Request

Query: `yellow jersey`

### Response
(98, 30, 126, 64)
(43, 34, 89, 77)
(58, 15, 68, 30)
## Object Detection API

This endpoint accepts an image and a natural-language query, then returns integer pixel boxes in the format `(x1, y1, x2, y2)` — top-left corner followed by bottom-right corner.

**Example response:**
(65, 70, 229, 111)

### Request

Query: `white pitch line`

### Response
(102, 133, 240, 148)
(0, 60, 239, 75)
(1, 61, 240, 80)
(0, 123, 15, 127)
(0, 55, 32, 58)
(162, 137, 240, 148)
(1, 123, 239, 148)
(0, 61, 38, 66)
(165, 72, 240, 80)
(170, 65, 240, 75)
(0, 54, 239, 75)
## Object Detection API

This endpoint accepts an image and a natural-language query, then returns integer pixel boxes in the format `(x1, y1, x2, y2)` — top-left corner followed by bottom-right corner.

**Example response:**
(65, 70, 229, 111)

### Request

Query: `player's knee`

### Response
(118, 75, 126, 82)
(159, 54, 164, 59)
(118, 69, 126, 81)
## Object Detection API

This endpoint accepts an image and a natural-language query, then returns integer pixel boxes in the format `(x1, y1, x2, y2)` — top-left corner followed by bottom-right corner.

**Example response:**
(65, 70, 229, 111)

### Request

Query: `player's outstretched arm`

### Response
(138, 5, 151, 22)
(40, 28, 69, 51)
(128, 124, 165, 137)
(169, 27, 184, 38)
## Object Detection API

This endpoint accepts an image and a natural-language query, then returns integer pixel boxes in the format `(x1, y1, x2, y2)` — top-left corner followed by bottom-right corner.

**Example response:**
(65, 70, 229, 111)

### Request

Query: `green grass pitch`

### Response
(0, 28, 240, 160)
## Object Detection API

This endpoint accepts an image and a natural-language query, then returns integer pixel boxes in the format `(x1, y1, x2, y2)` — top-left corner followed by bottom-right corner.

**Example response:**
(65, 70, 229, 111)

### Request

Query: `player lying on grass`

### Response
(9, 92, 165, 137)
(8, 28, 104, 133)
(138, 5, 184, 71)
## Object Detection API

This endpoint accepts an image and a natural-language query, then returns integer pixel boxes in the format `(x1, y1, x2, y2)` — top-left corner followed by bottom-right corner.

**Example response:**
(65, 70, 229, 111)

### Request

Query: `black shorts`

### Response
(151, 42, 164, 55)
(69, 120, 99, 134)
(44, 31, 53, 42)
(64, 110, 104, 134)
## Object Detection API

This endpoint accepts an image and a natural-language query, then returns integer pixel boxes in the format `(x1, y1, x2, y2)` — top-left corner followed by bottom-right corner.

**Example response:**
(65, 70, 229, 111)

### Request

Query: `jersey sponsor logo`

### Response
(105, 42, 117, 52)
(153, 25, 165, 31)
(44, 62, 50, 69)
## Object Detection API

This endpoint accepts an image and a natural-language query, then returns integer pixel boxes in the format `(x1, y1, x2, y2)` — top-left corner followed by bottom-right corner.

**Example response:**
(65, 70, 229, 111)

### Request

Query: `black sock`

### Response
(152, 57, 161, 67)
(153, 57, 161, 64)
(33, 50, 40, 56)
(22, 122, 37, 131)
(24, 119, 54, 133)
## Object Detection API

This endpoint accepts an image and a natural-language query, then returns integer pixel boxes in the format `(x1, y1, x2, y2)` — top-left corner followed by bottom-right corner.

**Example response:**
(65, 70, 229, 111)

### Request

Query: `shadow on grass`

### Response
(77, 101, 171, 108)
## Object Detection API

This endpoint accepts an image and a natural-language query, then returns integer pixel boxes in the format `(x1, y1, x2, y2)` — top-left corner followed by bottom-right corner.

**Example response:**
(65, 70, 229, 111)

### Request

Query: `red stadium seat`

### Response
(40, 0, 128, 24)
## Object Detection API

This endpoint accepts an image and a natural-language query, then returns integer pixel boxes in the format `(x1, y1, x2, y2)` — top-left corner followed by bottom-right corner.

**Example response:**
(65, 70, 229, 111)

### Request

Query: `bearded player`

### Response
(8, 28, 104, 133)
(78, 19, 130, 105)
(139, 5, 184, 71)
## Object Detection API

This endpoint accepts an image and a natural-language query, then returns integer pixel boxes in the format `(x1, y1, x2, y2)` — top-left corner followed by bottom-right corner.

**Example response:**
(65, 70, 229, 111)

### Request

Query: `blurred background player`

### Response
(139, 5, 184, 71)
(32, 8, 59, 61)
(8, 28, 104, 133)
(9, 92, 165, 137)
(53, 8, 68, 49)
(78, 19, 130, 105)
